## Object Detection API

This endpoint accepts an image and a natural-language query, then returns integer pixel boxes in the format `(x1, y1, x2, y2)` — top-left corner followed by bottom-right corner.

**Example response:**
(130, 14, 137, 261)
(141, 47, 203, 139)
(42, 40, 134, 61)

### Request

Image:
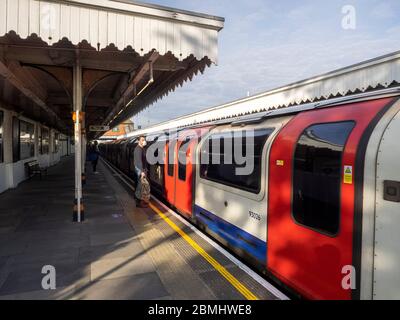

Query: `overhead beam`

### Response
(109, 57, 201, 127)
(83, 69, 116, 98)
(112, 74, 130, 101)
(85, 98, 113, 108)
(119, 51, 160, 104)
(48, 95, 113, 108)
(0, 59, 65, 128)
(109, 58, 189, 101)
(5, 45, 188, 73)
(103, 50, 160, 125)
(6, 61, 48, 102)
(37, 66, 73, 98)
(3, 46, 141, 72)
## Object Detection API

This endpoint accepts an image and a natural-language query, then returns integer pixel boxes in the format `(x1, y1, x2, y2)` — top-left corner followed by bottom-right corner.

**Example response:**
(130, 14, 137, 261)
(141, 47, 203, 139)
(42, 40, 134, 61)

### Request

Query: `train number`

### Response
(248, 210, 261, 221)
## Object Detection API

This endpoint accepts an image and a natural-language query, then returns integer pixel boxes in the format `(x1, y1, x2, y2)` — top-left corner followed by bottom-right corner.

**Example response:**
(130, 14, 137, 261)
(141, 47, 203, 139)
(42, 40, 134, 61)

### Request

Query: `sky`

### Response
(132, 0, 400, 128)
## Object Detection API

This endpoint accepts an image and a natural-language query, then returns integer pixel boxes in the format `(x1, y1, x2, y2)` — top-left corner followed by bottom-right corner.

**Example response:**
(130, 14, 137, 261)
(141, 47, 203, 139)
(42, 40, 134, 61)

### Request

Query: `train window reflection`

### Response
(200, 128, 273, 194)
(167, 142, 174, 177)
(292, 121, 355, 236)
(178, 137, 191, 181)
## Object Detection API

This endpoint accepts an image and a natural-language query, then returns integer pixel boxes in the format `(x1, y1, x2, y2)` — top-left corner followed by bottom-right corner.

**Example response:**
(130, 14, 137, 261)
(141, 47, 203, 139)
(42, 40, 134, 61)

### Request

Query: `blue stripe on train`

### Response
(194, 205, 266, 264)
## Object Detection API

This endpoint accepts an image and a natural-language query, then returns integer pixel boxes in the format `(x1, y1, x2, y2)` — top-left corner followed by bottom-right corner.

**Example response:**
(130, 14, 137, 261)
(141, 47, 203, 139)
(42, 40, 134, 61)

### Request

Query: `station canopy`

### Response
(0, 0, 224, 138)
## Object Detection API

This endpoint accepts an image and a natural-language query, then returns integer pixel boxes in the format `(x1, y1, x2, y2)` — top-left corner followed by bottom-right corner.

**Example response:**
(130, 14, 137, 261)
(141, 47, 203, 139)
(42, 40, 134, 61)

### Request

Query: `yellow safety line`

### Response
(148, 202, 259, 300)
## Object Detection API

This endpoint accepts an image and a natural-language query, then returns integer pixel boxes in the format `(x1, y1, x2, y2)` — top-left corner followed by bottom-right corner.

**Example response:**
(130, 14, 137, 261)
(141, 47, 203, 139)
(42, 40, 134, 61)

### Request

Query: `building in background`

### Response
(102, 120, 135, 140)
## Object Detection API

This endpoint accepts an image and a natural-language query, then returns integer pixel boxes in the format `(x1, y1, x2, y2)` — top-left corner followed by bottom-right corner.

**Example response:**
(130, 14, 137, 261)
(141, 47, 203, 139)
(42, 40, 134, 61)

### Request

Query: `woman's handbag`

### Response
(135, 176, 151, 203)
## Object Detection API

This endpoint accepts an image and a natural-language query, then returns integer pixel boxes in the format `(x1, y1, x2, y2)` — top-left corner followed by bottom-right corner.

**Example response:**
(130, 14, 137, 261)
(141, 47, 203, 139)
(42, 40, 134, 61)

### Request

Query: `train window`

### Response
(146, 140, 160, 161)
(178, 137, 191, 181)
(167, 142, 174, 177)
(0, 111, 3, 163)
(20, 120, 35, 160)
(292, 121, 355, 236)
(40, 127, 49, 155)
(200, 128, 273, 193)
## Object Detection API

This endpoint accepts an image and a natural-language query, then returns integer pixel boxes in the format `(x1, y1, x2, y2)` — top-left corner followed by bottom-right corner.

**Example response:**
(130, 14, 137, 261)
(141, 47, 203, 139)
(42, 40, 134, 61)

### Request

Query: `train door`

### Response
(267, 98, 395, 300)
(120, 141, 129, 174)
(126, 141, 132, 174)
(164, 138, 177, 206)
(373, 106, 400, 299)
(164, 135, 194, 216)
(128, 139, 138, 180)
(174, 136, 194, 217)
(147, 137, 166, 196)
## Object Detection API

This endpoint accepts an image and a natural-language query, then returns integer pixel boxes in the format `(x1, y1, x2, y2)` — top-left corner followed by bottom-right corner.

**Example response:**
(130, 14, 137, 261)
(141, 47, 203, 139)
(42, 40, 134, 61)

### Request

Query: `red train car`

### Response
(102, 88, 400, 300)
(164, 127, 211, 217)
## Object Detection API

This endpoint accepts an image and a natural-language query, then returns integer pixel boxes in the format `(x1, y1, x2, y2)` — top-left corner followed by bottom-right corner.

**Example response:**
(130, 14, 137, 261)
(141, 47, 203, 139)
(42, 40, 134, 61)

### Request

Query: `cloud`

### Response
(132, 0, 400, 128)
(286, 4, 314, 20)
(370, 2, 396, 19)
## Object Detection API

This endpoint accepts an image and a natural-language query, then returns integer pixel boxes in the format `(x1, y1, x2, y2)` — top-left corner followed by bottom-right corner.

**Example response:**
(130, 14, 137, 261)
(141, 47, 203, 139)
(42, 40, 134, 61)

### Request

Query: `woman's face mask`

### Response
(141, 140, 147, 147)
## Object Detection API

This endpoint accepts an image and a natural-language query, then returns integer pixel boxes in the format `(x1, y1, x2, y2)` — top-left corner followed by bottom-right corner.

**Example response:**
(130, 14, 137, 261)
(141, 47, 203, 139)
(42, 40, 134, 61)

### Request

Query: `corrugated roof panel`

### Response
(0, 1, 6, 35)
(0, 0, 223, 63)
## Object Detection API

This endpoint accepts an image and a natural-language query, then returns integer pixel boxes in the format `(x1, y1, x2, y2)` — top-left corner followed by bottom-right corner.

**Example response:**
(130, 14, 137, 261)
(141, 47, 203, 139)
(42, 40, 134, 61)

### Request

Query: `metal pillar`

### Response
(81, 115, 87, 185)
(73, 61, 84, 222)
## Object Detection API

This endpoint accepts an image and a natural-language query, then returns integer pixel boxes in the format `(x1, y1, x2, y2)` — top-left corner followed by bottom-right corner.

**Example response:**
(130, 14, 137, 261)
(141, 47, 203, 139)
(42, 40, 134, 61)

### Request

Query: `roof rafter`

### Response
(103, 50, 160, 125)
(0, 59, 65, 128)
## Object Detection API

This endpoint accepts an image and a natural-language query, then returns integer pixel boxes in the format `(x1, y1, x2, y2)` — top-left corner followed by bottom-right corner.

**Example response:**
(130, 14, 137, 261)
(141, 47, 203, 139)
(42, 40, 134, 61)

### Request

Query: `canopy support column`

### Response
(73, 60, 84, 222)
(81, 115, 86, 186)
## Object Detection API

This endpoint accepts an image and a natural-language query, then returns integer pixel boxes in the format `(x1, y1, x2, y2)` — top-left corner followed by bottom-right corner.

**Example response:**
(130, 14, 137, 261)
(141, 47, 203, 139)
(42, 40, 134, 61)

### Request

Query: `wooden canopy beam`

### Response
(0, 59, 65, 128)
(103, 50, 160, 125)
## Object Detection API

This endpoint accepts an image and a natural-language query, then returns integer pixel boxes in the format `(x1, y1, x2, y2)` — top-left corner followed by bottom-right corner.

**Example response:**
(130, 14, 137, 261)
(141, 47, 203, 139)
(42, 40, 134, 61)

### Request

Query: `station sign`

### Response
(89, 125, 110, 132)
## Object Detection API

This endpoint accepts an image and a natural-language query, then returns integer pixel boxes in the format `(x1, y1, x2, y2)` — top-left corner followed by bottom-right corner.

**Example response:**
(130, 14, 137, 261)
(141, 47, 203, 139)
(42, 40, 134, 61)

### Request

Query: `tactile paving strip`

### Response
(152, 207, 279, 300)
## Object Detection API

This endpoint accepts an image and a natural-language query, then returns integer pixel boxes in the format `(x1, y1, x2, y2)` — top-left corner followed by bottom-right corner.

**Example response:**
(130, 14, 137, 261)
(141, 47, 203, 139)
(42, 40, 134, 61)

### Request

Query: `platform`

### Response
(0, 155, 281, 300)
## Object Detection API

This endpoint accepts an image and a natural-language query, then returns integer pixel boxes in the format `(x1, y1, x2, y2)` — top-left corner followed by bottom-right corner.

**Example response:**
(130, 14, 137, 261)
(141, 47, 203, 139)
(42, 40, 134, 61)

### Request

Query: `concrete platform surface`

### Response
(0, 155, 278, 300)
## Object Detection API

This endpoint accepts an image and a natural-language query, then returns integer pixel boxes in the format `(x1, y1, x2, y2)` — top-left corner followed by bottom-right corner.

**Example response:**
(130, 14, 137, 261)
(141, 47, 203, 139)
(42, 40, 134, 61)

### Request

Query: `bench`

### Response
(25, 160, 47, 180)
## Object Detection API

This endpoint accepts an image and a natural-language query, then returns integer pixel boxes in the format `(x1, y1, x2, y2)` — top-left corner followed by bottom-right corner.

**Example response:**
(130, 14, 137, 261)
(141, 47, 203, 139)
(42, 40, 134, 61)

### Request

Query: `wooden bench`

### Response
(25, 160, 47, 180)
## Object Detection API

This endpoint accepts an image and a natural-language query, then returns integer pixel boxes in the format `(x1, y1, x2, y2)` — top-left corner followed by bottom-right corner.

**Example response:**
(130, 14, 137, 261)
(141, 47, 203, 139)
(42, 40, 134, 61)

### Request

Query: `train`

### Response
(100, 87, 400, 300)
